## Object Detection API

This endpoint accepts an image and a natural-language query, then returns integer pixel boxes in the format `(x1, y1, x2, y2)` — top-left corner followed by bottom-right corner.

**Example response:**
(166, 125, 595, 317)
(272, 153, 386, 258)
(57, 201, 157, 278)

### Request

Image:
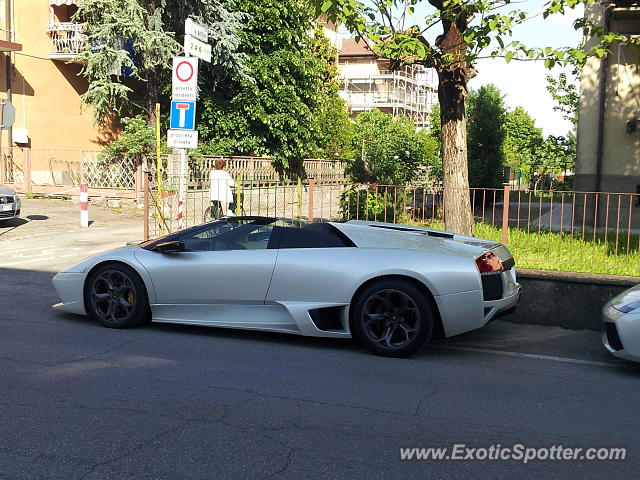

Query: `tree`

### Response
(531, 134, 575, 191)
(504, 106, 544, 178)
(545, 61, 578, 177)
(467, 84, 506, 189)
(312, 95, 356, 161)
(74, 0, 245, 125)
(348, 109, 440, 185)
(546, 60, 580, 128)
(197, 1, 347, 167)
(98, 115, 161, 164)
(428, 104, 441, 143)
(503, 107, 575, 189)
(313, 0, 637, 235)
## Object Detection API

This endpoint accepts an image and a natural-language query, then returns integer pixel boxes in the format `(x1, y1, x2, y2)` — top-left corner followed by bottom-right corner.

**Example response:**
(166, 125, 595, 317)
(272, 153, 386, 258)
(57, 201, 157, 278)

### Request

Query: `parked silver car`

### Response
(0, 184, 20, 222)
(53, 217, 521, 357)
(603, 284, 640, 362)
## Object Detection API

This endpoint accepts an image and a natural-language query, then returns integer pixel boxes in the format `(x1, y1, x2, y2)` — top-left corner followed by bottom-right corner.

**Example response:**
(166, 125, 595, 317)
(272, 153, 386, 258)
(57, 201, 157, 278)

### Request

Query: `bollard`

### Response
(177, 199, 184, 230)
(501, 182, 510, 246)
(80, 183, 89, 227)
(308, 178, 314, 222)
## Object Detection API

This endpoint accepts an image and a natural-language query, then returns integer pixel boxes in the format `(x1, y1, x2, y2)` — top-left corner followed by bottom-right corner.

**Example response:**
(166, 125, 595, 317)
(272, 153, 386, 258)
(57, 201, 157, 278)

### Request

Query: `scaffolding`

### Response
(338, 65, 438, 128)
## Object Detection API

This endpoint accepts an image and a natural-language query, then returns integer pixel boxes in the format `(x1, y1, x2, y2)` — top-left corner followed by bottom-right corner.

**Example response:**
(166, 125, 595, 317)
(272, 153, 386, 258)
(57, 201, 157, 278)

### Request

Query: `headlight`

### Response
(611, 285, 640, 313)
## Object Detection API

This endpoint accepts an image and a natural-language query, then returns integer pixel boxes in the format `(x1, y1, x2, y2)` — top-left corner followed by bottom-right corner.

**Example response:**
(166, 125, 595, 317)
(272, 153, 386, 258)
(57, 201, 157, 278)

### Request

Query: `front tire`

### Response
(351, 279, 434, 357)
(84, 264, 150, 328)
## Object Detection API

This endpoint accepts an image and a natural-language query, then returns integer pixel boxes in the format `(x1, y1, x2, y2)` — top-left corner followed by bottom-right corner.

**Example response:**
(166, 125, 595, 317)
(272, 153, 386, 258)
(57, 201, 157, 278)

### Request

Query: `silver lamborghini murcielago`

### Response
(53, 217, 521, 357)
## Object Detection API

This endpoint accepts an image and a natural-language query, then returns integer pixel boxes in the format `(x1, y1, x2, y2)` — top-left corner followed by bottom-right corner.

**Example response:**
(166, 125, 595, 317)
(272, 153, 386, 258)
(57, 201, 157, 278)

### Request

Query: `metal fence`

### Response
(171, 155, 346, 184)
(147, 174, 344, 238)
(146, 179, 640, 276)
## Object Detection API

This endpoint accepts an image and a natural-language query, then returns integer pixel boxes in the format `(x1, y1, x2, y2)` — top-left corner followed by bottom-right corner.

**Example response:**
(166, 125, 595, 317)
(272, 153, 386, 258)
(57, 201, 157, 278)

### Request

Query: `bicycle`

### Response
(202, 190, 246, 222)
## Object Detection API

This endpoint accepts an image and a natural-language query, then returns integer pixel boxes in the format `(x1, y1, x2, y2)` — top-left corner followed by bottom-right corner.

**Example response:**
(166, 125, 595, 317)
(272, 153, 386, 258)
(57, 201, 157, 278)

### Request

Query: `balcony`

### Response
(46, 22, 86, 61)
(607, 0, 640, 7)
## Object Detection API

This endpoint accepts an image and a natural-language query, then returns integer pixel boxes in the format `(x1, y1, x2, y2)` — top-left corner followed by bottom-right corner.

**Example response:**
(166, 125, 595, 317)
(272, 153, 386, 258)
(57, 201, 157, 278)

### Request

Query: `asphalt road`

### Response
(1, 200, 640, 479)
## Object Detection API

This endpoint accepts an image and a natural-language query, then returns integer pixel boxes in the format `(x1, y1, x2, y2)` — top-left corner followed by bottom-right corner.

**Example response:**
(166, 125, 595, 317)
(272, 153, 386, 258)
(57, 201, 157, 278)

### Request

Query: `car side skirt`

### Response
(150, 302, 352, 339)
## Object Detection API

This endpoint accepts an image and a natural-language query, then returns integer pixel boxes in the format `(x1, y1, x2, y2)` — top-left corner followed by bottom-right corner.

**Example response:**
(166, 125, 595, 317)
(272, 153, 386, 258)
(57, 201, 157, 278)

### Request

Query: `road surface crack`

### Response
(78, 421, 188, 480)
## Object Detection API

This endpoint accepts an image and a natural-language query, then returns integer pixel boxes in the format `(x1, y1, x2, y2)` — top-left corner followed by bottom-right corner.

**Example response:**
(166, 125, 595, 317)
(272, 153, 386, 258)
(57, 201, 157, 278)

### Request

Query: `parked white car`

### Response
(0, 184, 20, 222)
(53, 217, 521, 357)
(603, 284, 640, 362)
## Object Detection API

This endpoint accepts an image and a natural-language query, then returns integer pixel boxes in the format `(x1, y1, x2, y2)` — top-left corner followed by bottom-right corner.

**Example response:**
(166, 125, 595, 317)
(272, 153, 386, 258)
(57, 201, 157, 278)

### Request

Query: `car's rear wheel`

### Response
(85, 264, 150, 328)
(351, 279, 434, 357)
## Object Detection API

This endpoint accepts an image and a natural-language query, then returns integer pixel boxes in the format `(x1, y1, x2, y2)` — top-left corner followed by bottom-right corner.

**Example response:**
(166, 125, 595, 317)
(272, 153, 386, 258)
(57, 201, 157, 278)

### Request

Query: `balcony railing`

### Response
(46, 22, 86, 60)
(607, 0, 640, 7)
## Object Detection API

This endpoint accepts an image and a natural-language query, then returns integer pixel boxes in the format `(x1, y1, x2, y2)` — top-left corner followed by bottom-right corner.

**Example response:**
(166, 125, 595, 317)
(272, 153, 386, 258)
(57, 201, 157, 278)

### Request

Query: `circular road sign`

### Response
(176, 61, 194, 82)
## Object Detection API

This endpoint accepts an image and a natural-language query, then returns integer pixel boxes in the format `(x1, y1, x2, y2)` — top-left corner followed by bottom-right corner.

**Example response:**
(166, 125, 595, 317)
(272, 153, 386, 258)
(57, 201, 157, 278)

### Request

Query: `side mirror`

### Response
(153, 240, 186, 254)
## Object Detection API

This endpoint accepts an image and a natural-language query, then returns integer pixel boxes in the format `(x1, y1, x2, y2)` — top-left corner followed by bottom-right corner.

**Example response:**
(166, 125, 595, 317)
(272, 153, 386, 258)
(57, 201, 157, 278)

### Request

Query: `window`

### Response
(177, 219, 355, 251)
(278, 223, 355, 249)
(180, 219, 277, 252)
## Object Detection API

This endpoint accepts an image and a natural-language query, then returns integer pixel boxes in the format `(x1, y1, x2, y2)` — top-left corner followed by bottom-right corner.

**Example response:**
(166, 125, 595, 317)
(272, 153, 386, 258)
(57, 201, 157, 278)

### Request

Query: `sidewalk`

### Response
(0, 198, 143, 272)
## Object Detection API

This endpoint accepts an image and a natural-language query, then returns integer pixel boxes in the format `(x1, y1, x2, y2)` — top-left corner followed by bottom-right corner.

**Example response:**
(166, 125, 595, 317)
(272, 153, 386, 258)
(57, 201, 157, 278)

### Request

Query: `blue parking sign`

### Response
(170, 101, 196, 130)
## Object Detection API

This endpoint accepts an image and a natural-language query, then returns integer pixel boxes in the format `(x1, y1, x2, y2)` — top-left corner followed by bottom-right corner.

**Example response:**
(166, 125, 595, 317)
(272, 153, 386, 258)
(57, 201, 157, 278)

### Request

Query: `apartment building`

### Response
(576, 1, 640, 197)
(336, 37, 438, 128)
(0, 0, 108, 186)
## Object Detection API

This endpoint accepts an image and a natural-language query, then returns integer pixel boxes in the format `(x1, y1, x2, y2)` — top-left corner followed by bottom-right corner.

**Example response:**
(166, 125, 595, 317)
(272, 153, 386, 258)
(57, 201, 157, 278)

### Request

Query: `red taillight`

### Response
(476, 252, 503, 275)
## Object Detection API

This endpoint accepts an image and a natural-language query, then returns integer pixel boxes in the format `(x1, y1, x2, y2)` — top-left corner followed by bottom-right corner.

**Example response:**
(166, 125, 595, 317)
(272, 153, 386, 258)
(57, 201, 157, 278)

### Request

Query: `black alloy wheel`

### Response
(351, 279, 434, 357)
(85, 264, 150, 328)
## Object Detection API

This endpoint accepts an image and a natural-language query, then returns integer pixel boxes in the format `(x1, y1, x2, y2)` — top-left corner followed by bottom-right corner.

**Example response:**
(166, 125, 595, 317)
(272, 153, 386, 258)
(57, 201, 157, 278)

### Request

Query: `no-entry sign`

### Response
(172, 57, 198, 102)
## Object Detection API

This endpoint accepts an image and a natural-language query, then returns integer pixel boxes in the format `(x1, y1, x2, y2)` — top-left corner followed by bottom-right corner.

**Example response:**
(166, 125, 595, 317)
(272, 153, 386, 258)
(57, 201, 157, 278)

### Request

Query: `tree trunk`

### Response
(146, 66, 159, 127)
(145, 0, 159, 127)
(436, 14, 474, 236)
(438, 69, 474, 235)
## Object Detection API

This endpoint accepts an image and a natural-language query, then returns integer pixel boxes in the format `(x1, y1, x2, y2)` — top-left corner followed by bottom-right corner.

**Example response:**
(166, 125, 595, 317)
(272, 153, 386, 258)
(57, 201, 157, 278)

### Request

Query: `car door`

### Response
(266, 223, 359, 305)
(135, 220, 279, 309)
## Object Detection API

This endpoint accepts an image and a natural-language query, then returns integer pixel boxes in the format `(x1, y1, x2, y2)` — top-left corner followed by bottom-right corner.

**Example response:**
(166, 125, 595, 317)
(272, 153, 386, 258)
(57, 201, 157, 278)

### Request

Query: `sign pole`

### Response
(167, 18, 212, 231)
(177, 148, 187, 230)
(155, 103, 163, 234)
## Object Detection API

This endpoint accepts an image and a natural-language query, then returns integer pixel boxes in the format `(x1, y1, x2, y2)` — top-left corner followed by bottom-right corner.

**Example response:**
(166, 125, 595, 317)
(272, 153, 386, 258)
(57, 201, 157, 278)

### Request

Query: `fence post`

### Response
(501, 182, 510, 246)
(297, 177, 302, 221)
(134, 162, 142, 202)
(236, 179, 242, 217)
(143, 170, 150, 241)
(308, 178, 314, 222)
(23, 147, 31, 194)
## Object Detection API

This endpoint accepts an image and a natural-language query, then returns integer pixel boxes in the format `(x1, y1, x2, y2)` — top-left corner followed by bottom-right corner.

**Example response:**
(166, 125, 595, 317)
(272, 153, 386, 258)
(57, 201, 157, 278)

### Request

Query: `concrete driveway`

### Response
(0, 198, 144, 272)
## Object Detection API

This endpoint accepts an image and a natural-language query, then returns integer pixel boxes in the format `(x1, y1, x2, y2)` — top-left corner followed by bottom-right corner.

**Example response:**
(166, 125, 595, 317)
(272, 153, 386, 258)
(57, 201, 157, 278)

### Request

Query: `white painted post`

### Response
(80, 183, 89, 227)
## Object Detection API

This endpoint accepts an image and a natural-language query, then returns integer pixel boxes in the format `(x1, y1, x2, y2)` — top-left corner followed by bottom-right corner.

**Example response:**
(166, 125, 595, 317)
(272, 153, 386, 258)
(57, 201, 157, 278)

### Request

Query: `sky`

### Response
(469, 3, 584, 137)
(349, 0, 584, 137)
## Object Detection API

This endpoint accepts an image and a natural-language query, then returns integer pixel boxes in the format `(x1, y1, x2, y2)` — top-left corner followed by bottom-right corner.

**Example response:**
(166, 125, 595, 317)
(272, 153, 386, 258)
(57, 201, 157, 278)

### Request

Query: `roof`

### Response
(340, 38, 376, 57)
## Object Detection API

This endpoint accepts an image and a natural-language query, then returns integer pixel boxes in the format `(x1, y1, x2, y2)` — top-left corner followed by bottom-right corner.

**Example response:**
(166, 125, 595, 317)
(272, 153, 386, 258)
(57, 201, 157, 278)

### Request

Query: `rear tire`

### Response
(84, 264, 150, 328)
(351, 279, 434, 357)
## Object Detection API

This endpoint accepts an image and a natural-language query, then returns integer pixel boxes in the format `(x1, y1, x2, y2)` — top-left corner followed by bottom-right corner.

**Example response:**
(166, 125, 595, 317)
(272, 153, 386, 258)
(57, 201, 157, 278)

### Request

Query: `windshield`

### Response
(139, 216, 308, 249)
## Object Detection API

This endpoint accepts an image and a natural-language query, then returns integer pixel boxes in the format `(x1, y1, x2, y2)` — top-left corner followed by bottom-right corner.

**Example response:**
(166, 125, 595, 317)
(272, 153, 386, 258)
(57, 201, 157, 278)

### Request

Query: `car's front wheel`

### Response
(85, 264, 150, 328)
(351, 279, 434, 357)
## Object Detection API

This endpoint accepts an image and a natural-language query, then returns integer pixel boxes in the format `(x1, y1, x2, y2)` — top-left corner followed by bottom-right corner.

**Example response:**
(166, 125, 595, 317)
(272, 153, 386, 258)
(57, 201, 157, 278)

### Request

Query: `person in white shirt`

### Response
(209, 159, 235, 217)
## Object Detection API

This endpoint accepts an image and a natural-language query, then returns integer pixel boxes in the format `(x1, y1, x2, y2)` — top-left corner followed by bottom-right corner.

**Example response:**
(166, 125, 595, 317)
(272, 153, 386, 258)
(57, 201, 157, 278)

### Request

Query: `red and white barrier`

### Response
(80, 183, 89, 227)
(177, 199, 184, 230)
